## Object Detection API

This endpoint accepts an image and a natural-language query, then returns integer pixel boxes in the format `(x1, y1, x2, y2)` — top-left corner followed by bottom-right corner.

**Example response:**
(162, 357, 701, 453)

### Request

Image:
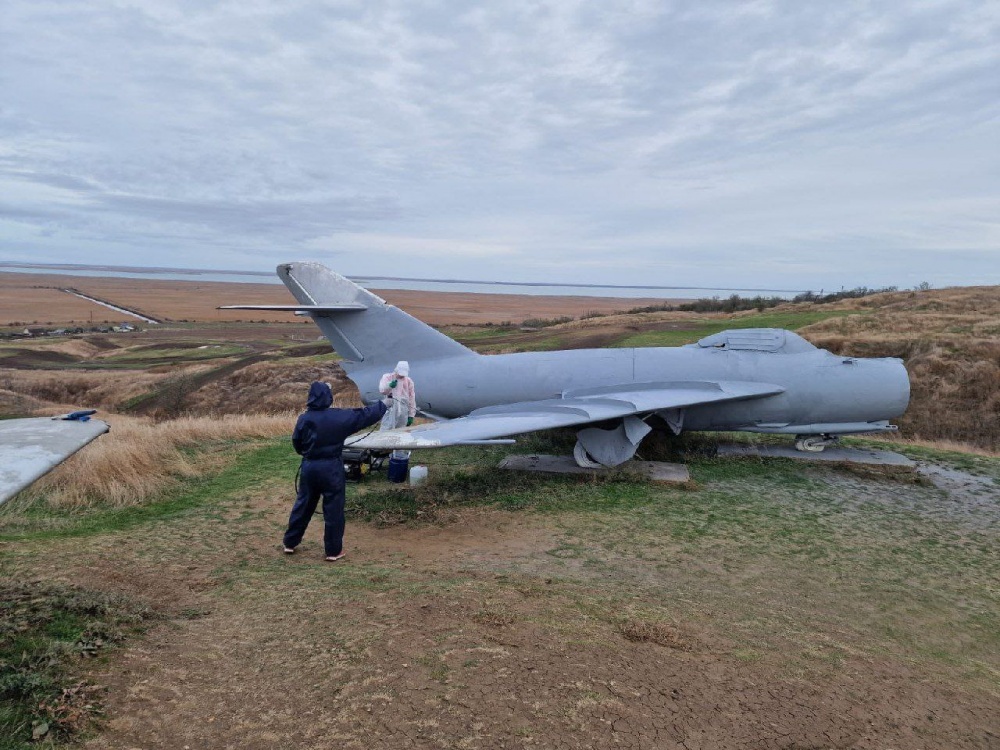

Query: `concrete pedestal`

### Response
(716, 443, 915, 467)
(499, 454, 690, 483)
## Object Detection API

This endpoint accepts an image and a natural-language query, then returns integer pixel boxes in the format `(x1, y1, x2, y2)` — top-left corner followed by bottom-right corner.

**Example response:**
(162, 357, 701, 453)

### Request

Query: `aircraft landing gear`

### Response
(573, 416, 652, 468)
(793, 434, 839, 452)
(573, 440, 604, 469)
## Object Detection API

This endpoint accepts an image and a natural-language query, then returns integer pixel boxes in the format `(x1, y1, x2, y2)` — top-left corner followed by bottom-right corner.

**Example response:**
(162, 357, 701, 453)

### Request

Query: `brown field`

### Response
(0, 286, 124, 326)
(0, 272, 668, 326)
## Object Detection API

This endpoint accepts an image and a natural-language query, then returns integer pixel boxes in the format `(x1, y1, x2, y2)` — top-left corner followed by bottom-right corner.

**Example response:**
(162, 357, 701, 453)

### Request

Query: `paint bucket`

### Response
(409, 465, 428, 486)
(387, 450, 411, 483)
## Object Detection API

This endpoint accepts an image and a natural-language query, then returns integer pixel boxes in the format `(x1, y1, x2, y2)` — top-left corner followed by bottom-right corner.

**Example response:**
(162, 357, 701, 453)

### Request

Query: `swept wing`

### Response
(349, 380, 783, 450)
(0, 415, 110, 506)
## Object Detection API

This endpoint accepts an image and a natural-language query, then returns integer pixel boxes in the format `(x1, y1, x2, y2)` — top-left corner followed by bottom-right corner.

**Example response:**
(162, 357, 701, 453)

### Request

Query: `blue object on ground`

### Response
(387, 452, 410, 483)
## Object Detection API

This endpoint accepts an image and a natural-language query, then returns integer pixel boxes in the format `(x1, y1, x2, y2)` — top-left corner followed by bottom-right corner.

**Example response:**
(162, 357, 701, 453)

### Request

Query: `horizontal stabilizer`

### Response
(218, 304, 367, 313)
(269, 262, 476, 366)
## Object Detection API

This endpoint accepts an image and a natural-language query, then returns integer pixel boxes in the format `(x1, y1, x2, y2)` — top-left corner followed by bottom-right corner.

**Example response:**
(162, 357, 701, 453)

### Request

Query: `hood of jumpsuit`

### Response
(306, 381, 333, 410)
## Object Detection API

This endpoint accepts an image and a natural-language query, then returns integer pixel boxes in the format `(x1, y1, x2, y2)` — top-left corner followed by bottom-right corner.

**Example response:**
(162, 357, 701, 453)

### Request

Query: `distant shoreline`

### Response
(0, 262, 808, 297)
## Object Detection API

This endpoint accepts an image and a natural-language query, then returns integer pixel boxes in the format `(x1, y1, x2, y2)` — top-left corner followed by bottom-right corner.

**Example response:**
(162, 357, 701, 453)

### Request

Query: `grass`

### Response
(444, 326, 519, 342)
(16, 414, 294, 509)
(614, 309, 861, 347)
(0, 438, 298, 541)
(99, 344, 247, 364)
(0, 582, 151, 749)
(321, 434, 1000, 686)
(2, 427, 997, 744)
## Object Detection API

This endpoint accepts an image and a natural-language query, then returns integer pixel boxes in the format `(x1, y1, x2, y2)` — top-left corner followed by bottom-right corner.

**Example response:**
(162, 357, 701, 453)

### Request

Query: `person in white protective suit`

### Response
(378, 360, 416, 430)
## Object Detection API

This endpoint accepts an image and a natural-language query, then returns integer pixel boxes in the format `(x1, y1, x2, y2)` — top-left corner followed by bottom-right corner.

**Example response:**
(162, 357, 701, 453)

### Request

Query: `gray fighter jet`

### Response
(223, 263, 910, 467)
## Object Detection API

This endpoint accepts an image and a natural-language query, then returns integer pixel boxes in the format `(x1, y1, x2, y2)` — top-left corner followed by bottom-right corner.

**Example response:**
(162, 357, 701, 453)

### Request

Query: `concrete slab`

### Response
(499, 454, 690, 483)
(716, 443, 915, 467)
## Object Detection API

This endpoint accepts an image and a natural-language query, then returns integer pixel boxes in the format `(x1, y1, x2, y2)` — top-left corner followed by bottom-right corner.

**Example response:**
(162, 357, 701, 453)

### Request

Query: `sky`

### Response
(1, 0, 998, 290)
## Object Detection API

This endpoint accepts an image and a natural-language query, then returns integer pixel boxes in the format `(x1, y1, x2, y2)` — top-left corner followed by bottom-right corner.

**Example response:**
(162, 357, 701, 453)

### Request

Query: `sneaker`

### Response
(325, 551, 347, 562)
(283, 546, 296, 554)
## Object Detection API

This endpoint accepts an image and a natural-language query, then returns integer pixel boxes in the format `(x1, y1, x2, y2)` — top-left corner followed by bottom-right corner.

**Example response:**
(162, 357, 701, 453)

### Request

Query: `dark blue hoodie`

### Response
(292, 382, 387, 461)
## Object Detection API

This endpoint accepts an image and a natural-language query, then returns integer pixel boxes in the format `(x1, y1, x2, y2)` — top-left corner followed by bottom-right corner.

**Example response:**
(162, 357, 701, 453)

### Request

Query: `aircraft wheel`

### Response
(794, 436, 828, 452)
(573, 441, 604, 469)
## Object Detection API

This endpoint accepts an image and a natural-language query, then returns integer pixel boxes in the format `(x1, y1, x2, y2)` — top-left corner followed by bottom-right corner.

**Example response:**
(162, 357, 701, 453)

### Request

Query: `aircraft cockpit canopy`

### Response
(692, 328, 818, 353)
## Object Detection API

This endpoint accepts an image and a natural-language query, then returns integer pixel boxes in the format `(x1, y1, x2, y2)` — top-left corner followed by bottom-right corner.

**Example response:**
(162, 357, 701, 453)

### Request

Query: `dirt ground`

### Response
(7, 455, 997, 750)
(0, 272, 667, 326)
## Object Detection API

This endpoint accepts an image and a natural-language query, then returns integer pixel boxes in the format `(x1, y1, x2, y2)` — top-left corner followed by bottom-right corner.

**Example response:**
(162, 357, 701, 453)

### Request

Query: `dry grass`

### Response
(801, 287, 1000, 451)
(472, 607, 516, 628)
(0, 286, 122, 326)
(619, 619, 691, 650)
(184, 360, 360, 415)
(834, 285, 1000, 315)
(2, 369, 176, 412)
(25, 413, 295, 508)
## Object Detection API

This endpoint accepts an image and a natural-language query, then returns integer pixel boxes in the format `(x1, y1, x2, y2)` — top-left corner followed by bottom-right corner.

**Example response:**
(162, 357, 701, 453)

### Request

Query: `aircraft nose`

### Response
(866, 357, 910, 420)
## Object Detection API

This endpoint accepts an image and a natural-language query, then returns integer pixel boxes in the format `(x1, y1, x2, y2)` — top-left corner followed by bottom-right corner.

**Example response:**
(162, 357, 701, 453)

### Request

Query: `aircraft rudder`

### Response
(277, 262, 476, 367)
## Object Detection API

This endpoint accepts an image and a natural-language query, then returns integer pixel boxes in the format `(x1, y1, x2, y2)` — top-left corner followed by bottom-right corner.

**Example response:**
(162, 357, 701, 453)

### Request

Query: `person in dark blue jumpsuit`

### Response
(283, 381, 387, 561)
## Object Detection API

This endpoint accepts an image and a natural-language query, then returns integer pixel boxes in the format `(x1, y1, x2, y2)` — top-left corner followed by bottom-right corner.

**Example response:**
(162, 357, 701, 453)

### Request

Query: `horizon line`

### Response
(0, 261, 818, 294)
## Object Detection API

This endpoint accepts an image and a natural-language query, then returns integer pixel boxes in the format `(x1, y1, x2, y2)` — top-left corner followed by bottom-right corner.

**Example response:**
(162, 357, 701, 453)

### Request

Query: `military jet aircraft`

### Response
(0, 411, 109, 506)
(223, 263, 909, 467)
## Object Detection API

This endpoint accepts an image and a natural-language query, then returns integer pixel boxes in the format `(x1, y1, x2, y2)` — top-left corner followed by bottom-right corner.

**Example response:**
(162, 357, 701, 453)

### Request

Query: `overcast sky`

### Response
(1, 0, 998, 290)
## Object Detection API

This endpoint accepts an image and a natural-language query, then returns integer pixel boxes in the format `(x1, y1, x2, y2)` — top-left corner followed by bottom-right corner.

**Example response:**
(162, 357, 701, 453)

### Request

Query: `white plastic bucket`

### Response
(409, 465, 428, 486)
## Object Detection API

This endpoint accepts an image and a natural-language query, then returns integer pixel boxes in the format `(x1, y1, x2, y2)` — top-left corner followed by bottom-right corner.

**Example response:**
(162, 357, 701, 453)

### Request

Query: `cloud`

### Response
(0, 0, 997, 288)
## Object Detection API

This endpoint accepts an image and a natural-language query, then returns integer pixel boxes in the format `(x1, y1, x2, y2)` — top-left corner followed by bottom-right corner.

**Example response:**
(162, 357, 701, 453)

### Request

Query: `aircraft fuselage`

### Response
(348, 343, 909, 436)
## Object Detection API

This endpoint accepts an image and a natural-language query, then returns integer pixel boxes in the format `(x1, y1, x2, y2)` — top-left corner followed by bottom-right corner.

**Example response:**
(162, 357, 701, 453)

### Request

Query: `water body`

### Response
(0, 263, 807, 300)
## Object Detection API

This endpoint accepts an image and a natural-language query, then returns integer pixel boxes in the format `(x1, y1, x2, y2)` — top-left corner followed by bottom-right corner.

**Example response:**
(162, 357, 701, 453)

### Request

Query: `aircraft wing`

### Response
(349, 380, 783, 450)
(0, 414, 109, 506)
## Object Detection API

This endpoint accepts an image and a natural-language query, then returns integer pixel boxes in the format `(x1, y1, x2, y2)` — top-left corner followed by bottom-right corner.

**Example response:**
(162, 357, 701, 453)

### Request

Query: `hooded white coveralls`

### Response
(378, 361, 416, 430)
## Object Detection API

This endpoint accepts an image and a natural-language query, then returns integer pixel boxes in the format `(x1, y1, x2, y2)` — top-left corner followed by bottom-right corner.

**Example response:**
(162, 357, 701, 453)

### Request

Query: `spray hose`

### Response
(345, 421, 381, 447)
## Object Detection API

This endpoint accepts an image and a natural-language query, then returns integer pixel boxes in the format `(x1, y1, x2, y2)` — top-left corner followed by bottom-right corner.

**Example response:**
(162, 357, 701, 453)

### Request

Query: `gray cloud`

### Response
(0, 0, 997, 288)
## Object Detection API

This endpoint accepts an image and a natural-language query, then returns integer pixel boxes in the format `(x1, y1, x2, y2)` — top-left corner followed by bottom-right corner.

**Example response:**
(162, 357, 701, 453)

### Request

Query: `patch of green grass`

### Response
(615, 310, 862, 347)
(345, 427, 665, 524)
(476, 336, 567, 353)
(445, 327, 517, 342)
(0, 582, 151, 749)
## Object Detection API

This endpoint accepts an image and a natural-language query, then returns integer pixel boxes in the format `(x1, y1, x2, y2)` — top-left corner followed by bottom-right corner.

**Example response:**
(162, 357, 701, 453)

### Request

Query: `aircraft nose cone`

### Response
(873, 357, 910, 420)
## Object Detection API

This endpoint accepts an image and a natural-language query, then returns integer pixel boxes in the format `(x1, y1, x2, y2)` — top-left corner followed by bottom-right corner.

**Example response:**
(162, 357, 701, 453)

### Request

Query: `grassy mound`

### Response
(0, 582, 151, 749)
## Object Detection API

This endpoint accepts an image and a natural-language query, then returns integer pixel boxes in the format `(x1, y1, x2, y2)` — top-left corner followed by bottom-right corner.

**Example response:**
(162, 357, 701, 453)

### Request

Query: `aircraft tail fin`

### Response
(273, 262, 476, 368)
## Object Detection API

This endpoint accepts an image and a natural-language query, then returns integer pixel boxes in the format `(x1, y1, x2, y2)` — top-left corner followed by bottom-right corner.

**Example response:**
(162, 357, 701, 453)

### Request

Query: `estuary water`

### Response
(0, 263, 806, 300)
